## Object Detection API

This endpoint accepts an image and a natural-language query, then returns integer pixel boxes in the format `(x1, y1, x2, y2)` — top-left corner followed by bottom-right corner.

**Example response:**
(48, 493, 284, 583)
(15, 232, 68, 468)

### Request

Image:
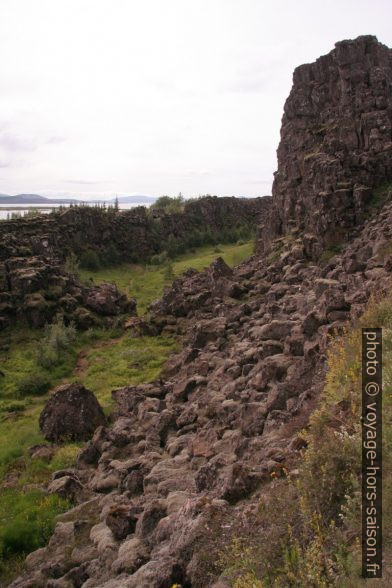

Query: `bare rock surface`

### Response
(258, 35, 392, 256)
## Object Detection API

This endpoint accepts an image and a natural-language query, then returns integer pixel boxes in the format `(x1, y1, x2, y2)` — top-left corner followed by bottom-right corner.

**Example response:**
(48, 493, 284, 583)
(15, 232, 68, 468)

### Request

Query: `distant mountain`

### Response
(0, 194, 79, 205)
(0, 193, 156, 205)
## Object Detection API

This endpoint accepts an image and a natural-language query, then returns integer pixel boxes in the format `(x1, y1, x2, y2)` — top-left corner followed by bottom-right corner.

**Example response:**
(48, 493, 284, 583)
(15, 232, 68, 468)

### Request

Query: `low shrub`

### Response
(79, 250, 101, 271)
(150, 194, 185, 214)
(150, 251, 169, 265)
(100, 243, 122, 266)
(163, 261, 175, 282)
(64, 251, 80, 274)
(16, 375, 51, 398)
(36, 315, 76, 369)
(0, 401, 26, 414)
(319, 244, 343, 265)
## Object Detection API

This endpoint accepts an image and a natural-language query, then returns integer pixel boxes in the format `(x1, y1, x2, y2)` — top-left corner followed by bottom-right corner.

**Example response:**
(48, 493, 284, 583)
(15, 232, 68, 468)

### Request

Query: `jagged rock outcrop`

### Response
(0, 255, 135, 330)
(13, 189, 392, 587)
(258, 35, 392, 256)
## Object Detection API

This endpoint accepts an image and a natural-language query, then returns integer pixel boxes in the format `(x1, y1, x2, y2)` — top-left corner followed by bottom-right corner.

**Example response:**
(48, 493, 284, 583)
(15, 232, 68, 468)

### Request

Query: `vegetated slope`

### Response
(8, 36, 392, 587)
(0, 242, 252, 584)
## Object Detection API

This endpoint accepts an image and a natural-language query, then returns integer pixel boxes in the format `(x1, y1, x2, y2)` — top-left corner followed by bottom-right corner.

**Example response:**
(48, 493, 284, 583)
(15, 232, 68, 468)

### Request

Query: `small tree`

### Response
(150, 194, 185, 214)
(64, 252, 80, 274)
(163, 261, 175, 282)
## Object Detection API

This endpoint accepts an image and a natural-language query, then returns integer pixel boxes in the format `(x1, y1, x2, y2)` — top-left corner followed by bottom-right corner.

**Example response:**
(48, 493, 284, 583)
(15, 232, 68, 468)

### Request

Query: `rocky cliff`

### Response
(258, 35, 392, 257)
(8, 37, 392, 587)
(0, 196, 269, 263)
(0, 196, 269, 330)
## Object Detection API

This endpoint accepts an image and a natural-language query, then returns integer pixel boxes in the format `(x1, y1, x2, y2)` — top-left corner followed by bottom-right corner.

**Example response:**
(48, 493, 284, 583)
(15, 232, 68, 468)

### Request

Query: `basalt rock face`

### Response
(0, 255, 135, 330)
(0, 196, 269, 330)
(258, 35, 392, 256)
(0, 196, 270, 263)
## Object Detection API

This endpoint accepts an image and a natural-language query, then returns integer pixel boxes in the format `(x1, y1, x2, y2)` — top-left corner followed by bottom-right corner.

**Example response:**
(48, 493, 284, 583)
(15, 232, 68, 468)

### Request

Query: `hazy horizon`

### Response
(1, 0, 392, 199)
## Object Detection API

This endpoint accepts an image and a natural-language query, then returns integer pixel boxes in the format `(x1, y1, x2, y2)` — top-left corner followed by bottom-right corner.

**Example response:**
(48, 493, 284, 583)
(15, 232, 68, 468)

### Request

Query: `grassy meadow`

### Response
(78, 240, 254, 315)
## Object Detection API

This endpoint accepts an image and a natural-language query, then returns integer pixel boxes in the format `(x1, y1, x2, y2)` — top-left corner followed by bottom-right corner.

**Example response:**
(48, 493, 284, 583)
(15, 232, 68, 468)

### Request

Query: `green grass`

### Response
(81, 335, 177, 406)
(0, 489, 70, 579)
(0, 328, 176, 580)
(79, 240, 254, 315)
(0, 326, 123, 402)
(0, 410, 43, 476)
(319, 244, 343, 265)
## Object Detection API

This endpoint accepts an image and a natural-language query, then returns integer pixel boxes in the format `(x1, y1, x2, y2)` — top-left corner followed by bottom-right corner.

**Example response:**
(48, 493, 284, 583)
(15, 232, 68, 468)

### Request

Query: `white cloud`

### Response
(0, 0, 391, 197)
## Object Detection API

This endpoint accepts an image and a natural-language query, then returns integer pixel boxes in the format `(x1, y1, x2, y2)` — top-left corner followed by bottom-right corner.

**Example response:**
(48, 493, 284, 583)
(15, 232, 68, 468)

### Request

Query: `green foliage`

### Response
(79, 249, 101, 271)
(64, 251, 80, 274)
(365, 182, 392, 212)
(0, 401, 26, 414)
(50, 444, 82, 471)
(0, 325, 114, 403)
(181, 224, 254, 252)
(150, 251, 169, 265)
(0, 416, 43, 474)
(16, 375, 51, 398)
(150, 193, 185, 214)
(163, 261, 175, 283)
(319, 244, 343, 265)
(82, 335, 177, 406)
(36, 315, 76, 368)
(0, 490, 69, 563)
(99, 243, 123, 266)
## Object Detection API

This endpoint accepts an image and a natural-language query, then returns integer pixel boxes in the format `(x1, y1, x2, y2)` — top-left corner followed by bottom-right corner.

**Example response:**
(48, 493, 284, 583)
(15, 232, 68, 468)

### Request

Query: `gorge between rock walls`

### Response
(5, 35, 392, 587)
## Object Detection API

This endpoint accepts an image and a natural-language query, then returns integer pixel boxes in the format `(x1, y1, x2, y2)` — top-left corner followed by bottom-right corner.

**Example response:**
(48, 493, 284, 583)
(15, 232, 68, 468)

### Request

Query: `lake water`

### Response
(0, 202, 148, 220)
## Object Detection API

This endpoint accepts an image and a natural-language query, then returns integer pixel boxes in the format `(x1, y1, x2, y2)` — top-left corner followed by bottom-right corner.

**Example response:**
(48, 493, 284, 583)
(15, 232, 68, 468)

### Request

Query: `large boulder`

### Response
(39, 382, 106, 442)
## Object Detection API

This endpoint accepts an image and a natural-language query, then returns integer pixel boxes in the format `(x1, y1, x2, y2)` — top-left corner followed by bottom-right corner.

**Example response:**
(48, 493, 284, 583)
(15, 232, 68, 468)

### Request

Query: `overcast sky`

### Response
(0, 0, 391, 200)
